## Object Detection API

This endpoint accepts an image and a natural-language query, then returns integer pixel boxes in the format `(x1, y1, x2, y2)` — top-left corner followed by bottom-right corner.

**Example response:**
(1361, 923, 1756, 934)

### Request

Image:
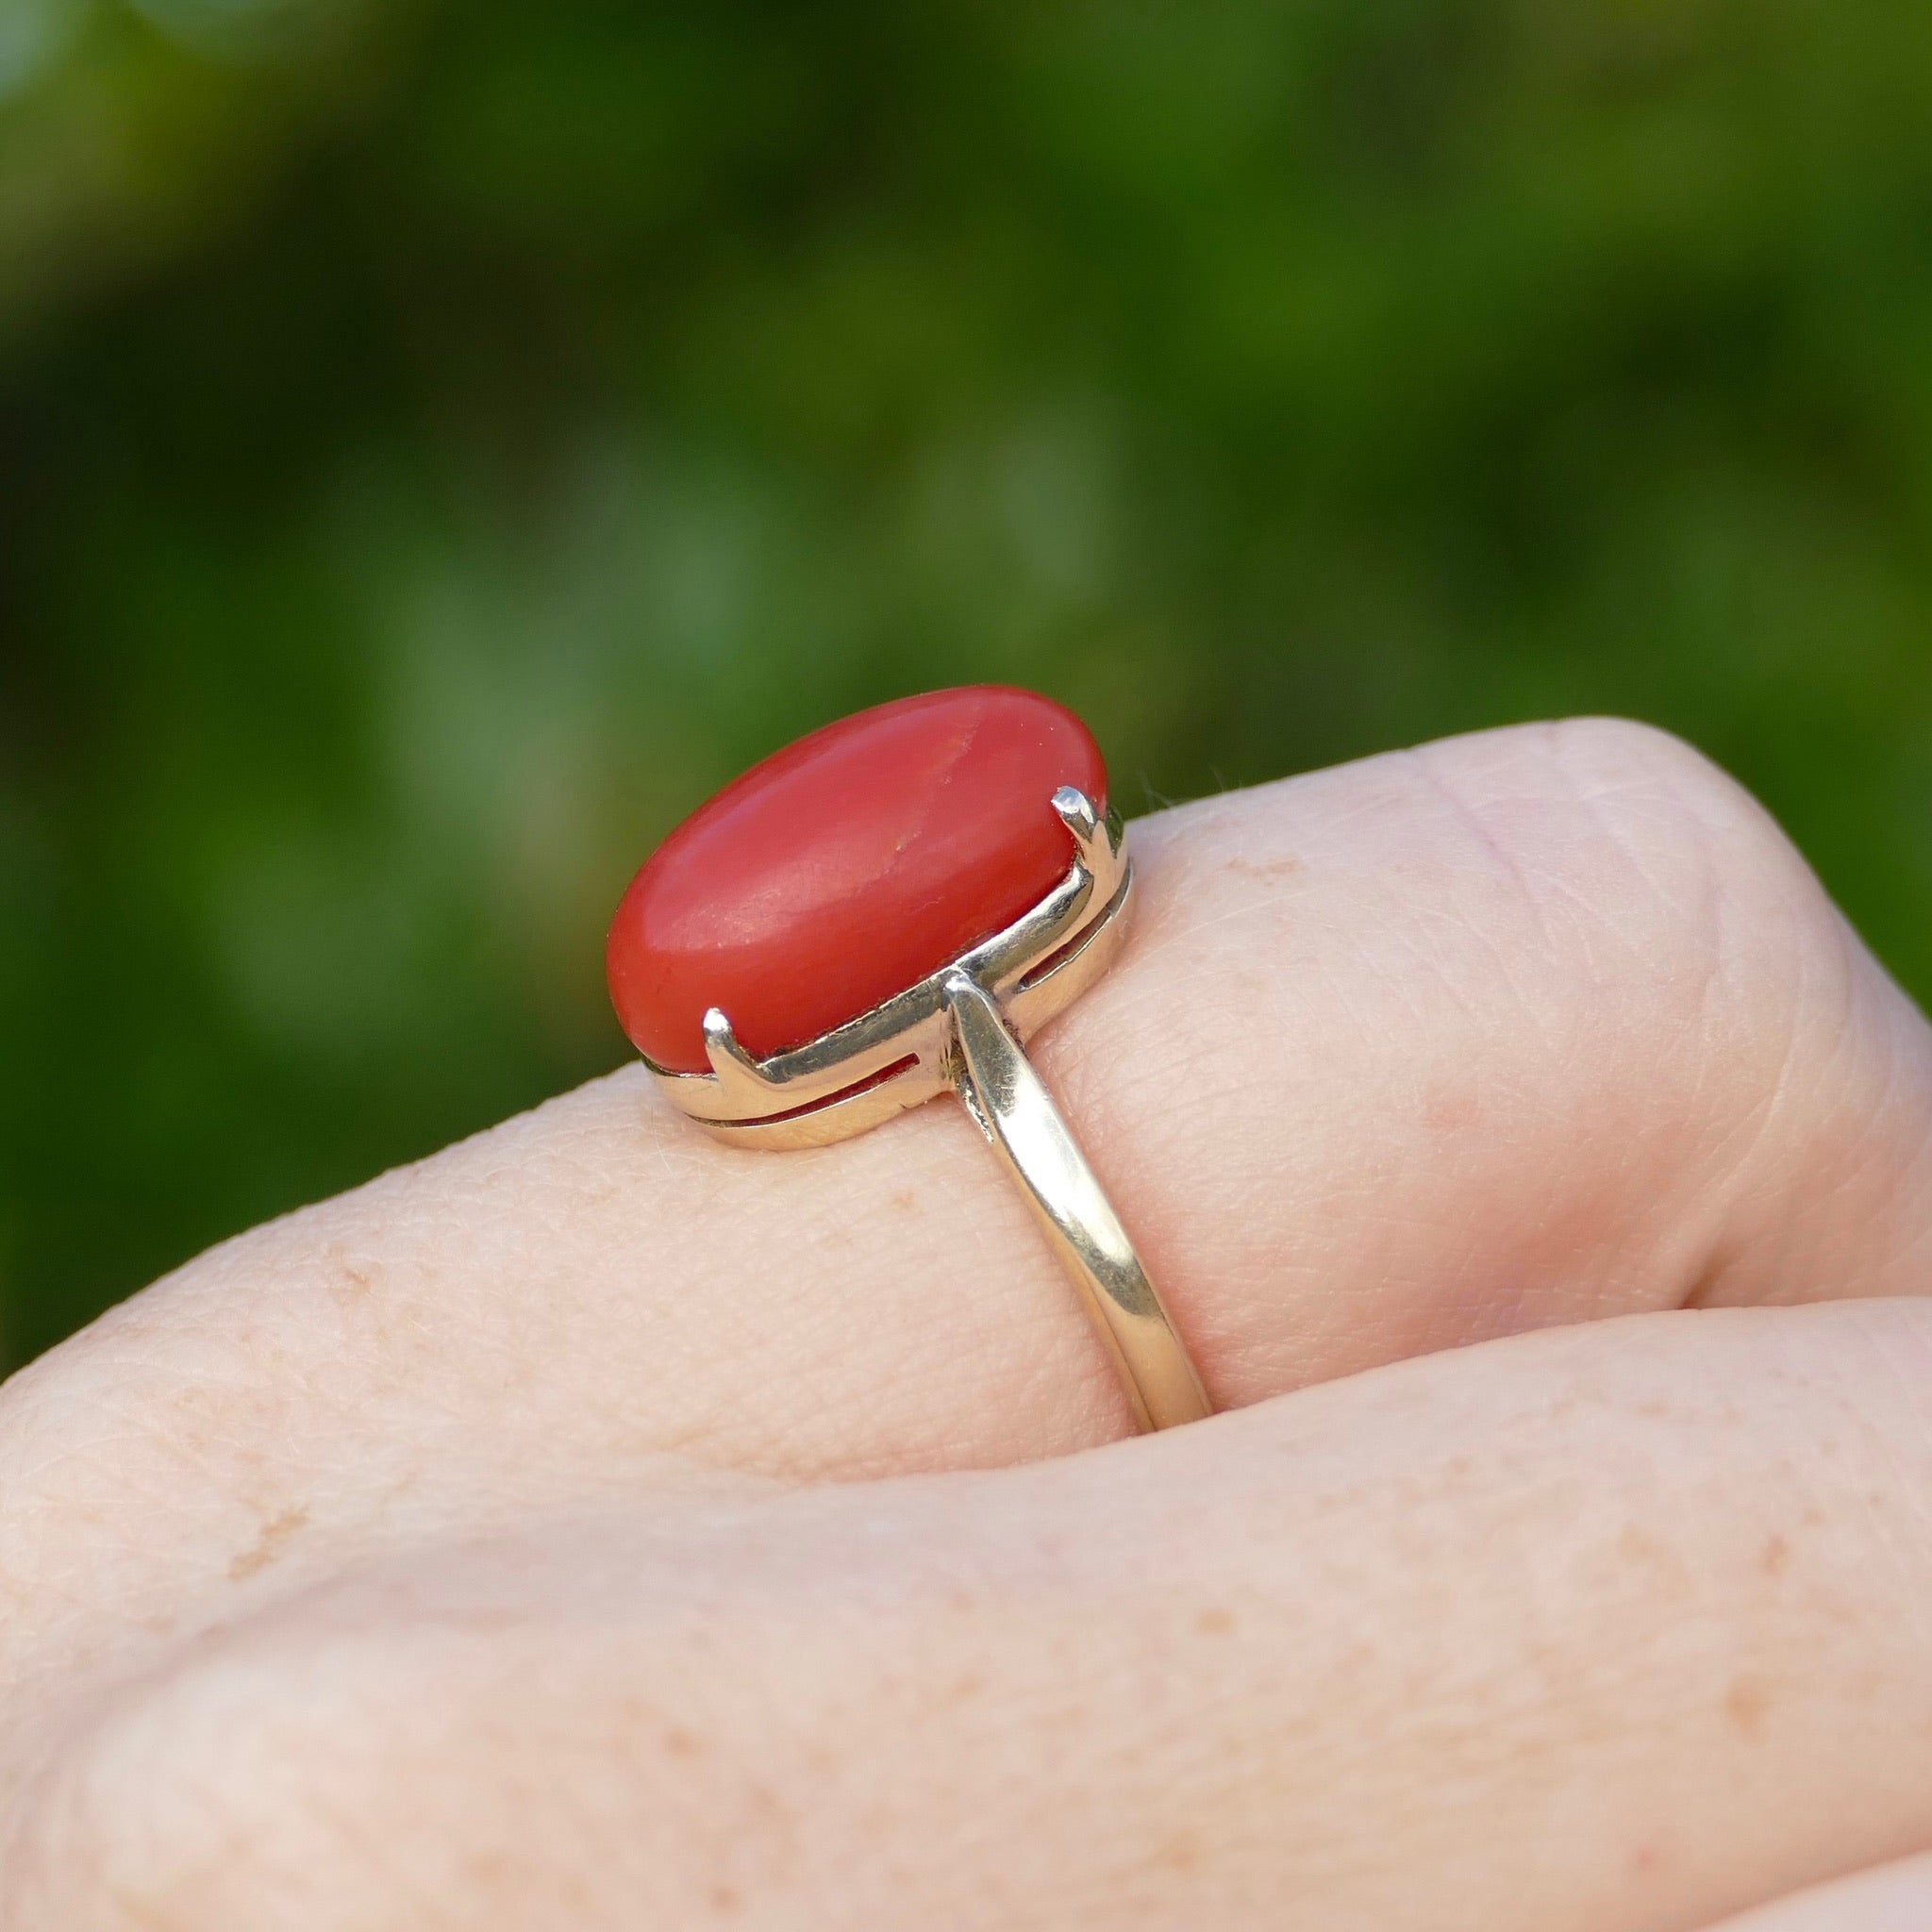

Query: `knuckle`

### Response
(1409, 719, 1928, 1268)
(1424, 715, 1841, 987)
(1562, 717, 1817, 894)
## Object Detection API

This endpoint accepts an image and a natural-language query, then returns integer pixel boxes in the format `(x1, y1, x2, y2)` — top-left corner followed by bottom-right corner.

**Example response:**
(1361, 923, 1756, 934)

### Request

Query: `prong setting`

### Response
(645, 787, 1132, 1148)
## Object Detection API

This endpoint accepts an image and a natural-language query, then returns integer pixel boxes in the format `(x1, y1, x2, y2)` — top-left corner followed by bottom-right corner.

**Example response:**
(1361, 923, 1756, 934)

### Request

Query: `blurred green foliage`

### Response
(4, 0, 1932, 1362)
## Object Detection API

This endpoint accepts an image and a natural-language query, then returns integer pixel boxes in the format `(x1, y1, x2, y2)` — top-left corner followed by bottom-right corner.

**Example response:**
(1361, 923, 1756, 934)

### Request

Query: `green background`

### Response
(4, 0, 1931, 1365)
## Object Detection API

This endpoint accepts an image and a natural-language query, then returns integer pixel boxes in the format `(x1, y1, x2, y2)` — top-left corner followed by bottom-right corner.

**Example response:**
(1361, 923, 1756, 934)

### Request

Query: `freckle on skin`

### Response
(1726, 1674, 1774, 1736)
(1224, 855, 1303, 884)
(1423, 1088, 1482, 1136)
(324, 1244, 376, 1307)
(709, 1883, 741, 1913)
(665, 1728, 703, 1758)
(1618, 1524, 1661, 1566)
(1617, 1524, 1693, 1594)
(229, 1506, 310, 1582)
(1761, 1534, 1790, 1577)
(1196, 1607, 1236, 1636)
(467, 1852, 508, 1891)
(1157, 1830, 1202, 1871)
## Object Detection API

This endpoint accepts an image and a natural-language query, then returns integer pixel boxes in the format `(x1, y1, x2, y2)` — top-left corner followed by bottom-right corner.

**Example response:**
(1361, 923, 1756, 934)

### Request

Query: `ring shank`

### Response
(941, 971, 1212, 1432)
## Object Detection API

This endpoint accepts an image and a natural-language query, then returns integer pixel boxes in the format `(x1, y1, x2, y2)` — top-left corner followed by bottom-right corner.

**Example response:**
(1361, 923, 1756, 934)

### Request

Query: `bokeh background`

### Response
(4, 0, 1931, 1365)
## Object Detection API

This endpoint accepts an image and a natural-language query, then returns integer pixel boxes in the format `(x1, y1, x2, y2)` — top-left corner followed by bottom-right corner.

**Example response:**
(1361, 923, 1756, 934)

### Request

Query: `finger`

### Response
(7, 719, 1932, 1678)
(1697, 1855, 1932, 1930)
(15, 1299, 1932, 1932)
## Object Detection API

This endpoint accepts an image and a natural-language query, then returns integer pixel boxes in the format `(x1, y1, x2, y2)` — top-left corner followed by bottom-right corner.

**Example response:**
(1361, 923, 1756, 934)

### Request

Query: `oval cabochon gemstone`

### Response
(607, 686, 1108, 1074)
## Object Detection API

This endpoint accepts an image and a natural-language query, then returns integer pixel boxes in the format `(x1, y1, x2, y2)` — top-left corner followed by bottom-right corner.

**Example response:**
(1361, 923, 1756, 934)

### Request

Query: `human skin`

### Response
(4, 717, 1932, 1927)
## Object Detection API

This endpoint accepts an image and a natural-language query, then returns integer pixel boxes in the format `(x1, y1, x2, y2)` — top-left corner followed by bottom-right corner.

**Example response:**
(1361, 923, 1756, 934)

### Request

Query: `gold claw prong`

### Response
(1051, 783, 1097, 836)
(1051, 784, 1105, 862)
(702, 1007, 776, 1104)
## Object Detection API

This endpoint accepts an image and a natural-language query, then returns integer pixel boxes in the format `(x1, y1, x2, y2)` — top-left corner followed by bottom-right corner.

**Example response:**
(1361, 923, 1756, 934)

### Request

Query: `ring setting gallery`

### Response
(605, 685, 1212, 1432)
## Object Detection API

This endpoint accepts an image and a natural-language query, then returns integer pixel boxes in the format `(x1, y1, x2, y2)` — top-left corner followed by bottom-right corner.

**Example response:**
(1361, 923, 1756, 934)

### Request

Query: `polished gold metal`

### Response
(641, 787, 1212, 1430)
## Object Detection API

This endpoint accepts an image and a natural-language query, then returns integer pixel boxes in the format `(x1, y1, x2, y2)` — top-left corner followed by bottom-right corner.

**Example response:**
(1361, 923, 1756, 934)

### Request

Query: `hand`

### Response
(5, 717, 1932, 1930)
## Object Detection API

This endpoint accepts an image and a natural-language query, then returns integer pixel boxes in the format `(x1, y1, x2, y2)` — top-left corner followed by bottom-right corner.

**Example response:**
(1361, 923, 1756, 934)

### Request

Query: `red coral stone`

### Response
(607, 686, 1108, 1074)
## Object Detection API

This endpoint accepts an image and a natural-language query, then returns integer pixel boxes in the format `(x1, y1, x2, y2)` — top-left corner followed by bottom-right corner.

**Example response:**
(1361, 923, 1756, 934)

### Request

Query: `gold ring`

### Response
(605, 685, 1211, 1432)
